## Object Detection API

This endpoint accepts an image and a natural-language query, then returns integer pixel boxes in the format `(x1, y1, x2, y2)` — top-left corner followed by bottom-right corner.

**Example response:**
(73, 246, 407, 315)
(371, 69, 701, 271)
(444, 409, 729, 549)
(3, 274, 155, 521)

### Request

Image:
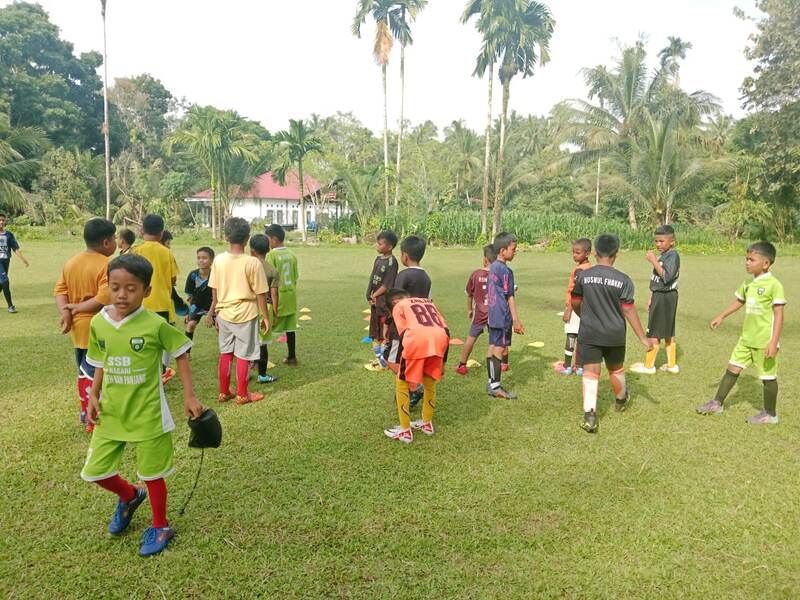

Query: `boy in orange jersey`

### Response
(382, 289, 450, 444)
(54, 218, 117, 430)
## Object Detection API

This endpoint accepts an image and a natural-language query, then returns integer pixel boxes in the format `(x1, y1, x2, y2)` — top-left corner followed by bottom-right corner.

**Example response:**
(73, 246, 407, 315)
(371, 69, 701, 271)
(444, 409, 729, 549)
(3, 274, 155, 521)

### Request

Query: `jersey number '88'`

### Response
(410, 304, 444, 327)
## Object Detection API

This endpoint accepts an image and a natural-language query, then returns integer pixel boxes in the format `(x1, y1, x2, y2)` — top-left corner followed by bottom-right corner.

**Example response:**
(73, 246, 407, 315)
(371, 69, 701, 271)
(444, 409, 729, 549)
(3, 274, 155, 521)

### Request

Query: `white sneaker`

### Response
(659, 364, 680, 374)
(410, 420, 434, 436)
(383, 426, 413, 444)
(630, 362, 656, 375)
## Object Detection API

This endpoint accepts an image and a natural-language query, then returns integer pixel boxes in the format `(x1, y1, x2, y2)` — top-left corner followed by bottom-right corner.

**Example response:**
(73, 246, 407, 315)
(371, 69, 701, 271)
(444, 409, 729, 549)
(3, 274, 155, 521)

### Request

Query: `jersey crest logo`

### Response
(757, 287, 765, 295)
(130, 337, 145, 352)
(98, 340, 106, 351)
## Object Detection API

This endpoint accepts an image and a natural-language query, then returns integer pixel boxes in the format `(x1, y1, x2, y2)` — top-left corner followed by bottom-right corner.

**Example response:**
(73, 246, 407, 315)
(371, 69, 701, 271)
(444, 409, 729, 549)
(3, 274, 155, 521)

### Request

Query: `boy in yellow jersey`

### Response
(54, 218, 117, 431)
(697, 241, 786, 424)
(132, 214, 179, 381)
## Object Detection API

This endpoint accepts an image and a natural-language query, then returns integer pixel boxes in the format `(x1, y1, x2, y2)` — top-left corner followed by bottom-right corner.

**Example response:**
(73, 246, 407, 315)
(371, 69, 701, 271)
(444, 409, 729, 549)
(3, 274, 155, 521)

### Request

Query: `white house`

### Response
(185, 171, 349, 229)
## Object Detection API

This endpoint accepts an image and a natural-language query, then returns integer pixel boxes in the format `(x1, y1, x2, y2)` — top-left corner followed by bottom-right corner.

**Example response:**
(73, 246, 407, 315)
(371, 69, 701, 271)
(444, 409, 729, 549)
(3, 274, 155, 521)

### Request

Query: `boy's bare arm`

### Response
(571, 297, 582, 317)
(257, 292, 269, 330)
(710, 299, 744, 329)
(467, 295, 474, 319)
(67, 298, 104, 316)
(270, 288, 279, 319)
(87, 367, 104, 424)
(622, 304, 651, 349)
(175, 354, 204, 418)
(766, 304, 784, 358)
(55, 294, 73, 333)
(15, 248, 29, 267)
(206, 289, 218, 327)
(508, 296, 524, 334)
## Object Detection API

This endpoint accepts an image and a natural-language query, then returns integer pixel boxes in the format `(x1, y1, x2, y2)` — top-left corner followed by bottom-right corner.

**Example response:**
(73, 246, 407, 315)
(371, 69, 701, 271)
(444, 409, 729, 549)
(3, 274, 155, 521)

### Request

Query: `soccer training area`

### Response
(3, 240, 799, 599)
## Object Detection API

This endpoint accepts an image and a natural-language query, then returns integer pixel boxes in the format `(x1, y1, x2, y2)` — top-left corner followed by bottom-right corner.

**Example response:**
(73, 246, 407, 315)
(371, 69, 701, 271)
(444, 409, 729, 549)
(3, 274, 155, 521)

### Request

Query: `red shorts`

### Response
(399, 355, 444, 386)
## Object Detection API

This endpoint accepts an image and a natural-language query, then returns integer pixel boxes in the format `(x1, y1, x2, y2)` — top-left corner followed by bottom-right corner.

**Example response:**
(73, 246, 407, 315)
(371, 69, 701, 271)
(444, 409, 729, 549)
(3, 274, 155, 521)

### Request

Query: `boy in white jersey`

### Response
(82, 254, 204, 556)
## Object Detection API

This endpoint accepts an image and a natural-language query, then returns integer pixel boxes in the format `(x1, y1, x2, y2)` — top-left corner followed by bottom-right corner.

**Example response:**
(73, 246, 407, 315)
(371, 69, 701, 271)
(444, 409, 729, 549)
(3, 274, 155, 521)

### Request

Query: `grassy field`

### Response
(2, 241, 799, 599)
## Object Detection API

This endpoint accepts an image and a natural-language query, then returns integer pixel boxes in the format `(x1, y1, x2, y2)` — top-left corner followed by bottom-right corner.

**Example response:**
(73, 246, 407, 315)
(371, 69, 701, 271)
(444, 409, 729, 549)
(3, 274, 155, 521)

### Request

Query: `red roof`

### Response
(193, 171, 322, 200)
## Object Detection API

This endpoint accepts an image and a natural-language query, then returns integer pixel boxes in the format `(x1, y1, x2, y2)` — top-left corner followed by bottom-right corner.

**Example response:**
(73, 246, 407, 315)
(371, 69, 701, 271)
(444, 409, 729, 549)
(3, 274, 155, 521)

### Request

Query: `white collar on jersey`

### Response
(101, 305, 145, 330)
(753, 272, 773, 282)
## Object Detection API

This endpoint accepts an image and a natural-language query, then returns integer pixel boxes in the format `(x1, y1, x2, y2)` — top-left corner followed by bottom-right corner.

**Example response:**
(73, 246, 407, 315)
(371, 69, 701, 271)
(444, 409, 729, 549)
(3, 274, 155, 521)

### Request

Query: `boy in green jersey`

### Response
(265, 224, 299, 365)
(82, 254, 204, 556)
(697, 242, 786, 424)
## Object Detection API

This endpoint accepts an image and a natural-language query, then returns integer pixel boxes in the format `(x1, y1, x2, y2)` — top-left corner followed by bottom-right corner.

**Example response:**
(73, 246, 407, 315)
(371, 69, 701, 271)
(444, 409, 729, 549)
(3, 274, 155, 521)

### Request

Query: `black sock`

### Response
(2, 282, 12, 307)
(714, 369, 739, 404)
(501, 354, 509, 365)
(186, 330, 194, 341)
(287, 331, 296, 360)
(763, 379, 778, 416)
(565, 334, 577, 367)
(487, 357, 502, 387)
(258, 344, 268, 376)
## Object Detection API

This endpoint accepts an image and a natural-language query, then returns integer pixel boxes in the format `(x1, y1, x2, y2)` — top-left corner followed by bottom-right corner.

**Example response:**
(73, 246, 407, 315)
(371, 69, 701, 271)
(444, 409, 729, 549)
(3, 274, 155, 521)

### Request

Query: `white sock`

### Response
(582, 374, 599, 413)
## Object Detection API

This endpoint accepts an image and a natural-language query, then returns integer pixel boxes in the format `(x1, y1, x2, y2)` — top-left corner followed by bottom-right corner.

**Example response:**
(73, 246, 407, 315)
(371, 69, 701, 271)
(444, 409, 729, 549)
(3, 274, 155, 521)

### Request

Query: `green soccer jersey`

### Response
(734, 272, 786, 348)
(267, 247, 298, 317)
(87, 307, 192, 442)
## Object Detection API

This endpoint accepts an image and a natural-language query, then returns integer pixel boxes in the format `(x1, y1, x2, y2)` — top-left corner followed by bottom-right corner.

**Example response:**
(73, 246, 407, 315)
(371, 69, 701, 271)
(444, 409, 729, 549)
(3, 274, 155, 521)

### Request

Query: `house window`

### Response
(266, 210, 274, 223)
(277, 210, 284, 224)
(306, 210, 312, 223)
(292, 210, 298, 224)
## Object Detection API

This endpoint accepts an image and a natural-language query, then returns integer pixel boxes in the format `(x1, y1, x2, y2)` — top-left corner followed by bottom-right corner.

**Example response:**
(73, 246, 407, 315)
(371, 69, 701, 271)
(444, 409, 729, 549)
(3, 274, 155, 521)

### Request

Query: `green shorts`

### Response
(272, 313, 297, 334)
(729, 339, 778, 380)
(80, 432, 174, 482)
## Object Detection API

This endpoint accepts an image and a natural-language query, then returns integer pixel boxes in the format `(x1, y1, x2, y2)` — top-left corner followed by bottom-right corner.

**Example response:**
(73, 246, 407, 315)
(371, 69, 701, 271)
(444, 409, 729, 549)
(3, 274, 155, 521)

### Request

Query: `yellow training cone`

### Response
(299, 315, 312, 321)
(267, 361, 276, 369)
(528, 341, 545, 348)
(364, 326, 370, 331)
(466, 359, 481, 368)
(300, 307, 311, 313)
(362, 308, 371, 314)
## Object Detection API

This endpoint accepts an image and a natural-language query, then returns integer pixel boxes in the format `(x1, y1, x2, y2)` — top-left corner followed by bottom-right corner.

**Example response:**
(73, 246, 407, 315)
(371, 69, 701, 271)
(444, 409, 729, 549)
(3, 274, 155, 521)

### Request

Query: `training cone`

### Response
(466, 359, 481, 368)
(528, 341, 545, 348)
(360, 336, 373, 344)
(278, 335, 288, 343)
(364, 361, 385, 372)
(363, 316, 370, 321)
(300, 307, 311, 313)
(362, 308, 371, 314)
(449, 338, 464, 346)
(363, 326, 370, 332)
(556, 311, 564, 317)
(299, 315, 312, 321)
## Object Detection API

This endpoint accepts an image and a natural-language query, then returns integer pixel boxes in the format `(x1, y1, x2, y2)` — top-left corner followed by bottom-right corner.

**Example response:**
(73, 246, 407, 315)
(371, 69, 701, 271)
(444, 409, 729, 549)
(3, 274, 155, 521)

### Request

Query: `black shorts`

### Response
(577, 342, 625, 366)
(647, 291, 678, 339)
(368, 304, 389, 341)
(187, 309, 210, 324)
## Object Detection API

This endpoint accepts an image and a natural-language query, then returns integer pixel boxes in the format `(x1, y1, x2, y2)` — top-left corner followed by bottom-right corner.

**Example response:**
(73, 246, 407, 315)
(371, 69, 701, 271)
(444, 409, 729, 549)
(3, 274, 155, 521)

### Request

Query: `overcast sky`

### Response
(6, 0, 758, 134)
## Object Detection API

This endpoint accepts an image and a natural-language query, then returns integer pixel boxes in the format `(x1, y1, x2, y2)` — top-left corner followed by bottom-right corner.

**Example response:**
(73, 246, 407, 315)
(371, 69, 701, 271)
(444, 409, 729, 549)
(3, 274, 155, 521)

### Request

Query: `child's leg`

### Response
(395, 377, 411, 430)
(235, 358, 250, 397)
(258, 344, 269, 376)
(607, 362, 627, 400)
(219, 352, 234, 395)
(665, 337, 677, 368)
(582, 364, 601, 412)
(459, 335, 478, 365)
(144, 478, 168, 528)
(486, 344, 503, 389)
(96, 474, 137, 503)
(713, 363, 742, 405)
(564, 334, 578, 367)
(422, 375, 436, 424)
(287, 331, 296, 360)
(644, 340, 660, 369)
(763, 379, 778, 416)
(185, 319, 197, 341)
(501, 346, 509, 367)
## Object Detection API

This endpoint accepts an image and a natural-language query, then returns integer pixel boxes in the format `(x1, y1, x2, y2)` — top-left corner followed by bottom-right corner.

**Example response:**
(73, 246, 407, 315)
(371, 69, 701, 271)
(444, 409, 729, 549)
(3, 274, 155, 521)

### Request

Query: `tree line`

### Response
(0, 0, 797, 242)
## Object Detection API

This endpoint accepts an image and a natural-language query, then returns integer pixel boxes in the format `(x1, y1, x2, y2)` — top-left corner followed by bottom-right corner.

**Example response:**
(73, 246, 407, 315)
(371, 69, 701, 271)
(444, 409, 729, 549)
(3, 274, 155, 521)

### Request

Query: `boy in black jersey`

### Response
(366, 230, 399, 368)
(571, 234, 652, 433)
(395, 236, 431, 298)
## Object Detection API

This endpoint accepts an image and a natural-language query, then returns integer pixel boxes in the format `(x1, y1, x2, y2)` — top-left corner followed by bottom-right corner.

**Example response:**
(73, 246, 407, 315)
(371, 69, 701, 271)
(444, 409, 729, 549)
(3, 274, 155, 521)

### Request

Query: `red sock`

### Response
(236, 358, 249, 397)
(95, 474, 136, 503)
(144, 478, 168, 528)
(219, 352, 233, 394)
(77, 376, 92, 414)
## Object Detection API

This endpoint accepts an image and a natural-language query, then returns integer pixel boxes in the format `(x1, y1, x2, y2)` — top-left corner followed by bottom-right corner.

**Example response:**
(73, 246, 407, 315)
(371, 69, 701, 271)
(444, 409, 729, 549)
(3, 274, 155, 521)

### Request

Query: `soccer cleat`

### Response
(79, 410, 87, 424)
(283, 357, 299, 367)
(581, 410, 598, 433)
(383, 426, 413, 444)
(7, 306, 17, 314)
(85, 422, 95, 434)
(487, 385, 517, 400)
(630, 363, 656, 375)
(218, 392, 234, 403)
(410, 420, 434, 436)
(257, 374, 278, 384)
(235, 392, 264, 405)
(696, 399, 724, 415)
(161, 368, 175, 384)
(455, 364, 468, 376)
(659, 364, 680, 374)
(501, 363, 509, 373)
(576, 368, 584, 377)
(614, 390, 630, 412)
(554, 362, 573, 376)
(409, 387, 423, 408)
(108, 486, 147, 536)
(139, 526, 175, 557)
(747, 411, 779, 425)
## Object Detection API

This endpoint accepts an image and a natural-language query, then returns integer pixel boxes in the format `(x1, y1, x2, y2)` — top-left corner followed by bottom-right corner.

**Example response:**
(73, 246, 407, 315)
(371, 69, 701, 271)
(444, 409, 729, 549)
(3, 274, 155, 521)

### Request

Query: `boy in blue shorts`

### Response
(696, 241, 786, 424)
(456, 244, 496, 375)
(486, 232, 525, 399)
(82, 254, 204, 556)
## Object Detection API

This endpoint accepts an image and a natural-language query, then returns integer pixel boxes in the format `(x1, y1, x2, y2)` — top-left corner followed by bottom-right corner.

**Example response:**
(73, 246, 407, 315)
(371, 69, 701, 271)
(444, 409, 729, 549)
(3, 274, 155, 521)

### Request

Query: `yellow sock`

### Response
(645, 345, 659, 369)
(395, 377, 411, 430)
(422, 375, 437, 424)
(666, 341, 677, 368)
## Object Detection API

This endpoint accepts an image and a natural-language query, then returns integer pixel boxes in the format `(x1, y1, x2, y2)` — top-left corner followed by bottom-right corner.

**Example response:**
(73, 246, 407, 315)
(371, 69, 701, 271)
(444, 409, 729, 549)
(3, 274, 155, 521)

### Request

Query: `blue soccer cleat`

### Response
(108, 486, 147, 536)
(139, 526, 175, 557)
(409, 387, 423, 408)
(257, 374, 277, 384)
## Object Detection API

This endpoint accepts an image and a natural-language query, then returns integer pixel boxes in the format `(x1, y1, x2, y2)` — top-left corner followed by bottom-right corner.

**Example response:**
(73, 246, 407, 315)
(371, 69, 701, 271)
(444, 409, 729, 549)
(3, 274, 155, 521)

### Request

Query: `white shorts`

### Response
(564, 311, 580, 335)
(217, 317, 260, 361)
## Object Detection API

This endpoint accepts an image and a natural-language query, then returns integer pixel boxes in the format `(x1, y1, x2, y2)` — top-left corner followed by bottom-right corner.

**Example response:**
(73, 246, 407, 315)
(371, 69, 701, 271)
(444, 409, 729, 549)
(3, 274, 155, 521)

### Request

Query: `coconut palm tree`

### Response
(392, 0, 427, 208)
(0, 113, 47, 213)
(444, 120, 482, 202)
(272, 119, 323, 243)
(658, 36, 693, 89)
(339, 164, 383, 236)
(467, 0, 555, 236)
(353, 0, 404, 212)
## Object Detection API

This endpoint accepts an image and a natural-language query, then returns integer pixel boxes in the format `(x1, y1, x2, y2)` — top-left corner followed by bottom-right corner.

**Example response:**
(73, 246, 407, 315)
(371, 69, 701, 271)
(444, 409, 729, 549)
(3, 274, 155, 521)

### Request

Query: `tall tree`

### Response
(658, 36, 693, 89)
(110, 74, 176, 161)
(272, 119, 323, 243)
(472, 0, 555, 236)
(100, 0, 111, 219)
(444, 120, 482, 202)
(0, 113, 47, 213)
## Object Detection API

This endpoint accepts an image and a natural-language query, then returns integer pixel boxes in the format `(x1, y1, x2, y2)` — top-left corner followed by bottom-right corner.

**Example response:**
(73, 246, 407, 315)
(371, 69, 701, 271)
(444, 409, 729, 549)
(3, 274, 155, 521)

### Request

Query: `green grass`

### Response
(2, 242, 799, 599)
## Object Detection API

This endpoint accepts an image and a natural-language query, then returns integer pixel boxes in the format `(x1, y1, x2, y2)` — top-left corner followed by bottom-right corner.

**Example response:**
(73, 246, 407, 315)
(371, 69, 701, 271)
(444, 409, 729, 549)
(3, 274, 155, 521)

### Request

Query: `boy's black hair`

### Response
(108, 254, 153, 287)
(197, 246, 215, 259)
(118, 228, 135, 246)
(401, 235, 426, 262)
(748, 241, 777, 263)
(264, 223, 286, 243)
(142, 214, 165, 236)
(493, 232, 517, 253)
(161, 230, 173, 243)
(483, 244, 497, 262)
(249, 233, 269, 256)
(594, 234, 620, 258)
(377, 230, 399, 249)
(655, 224, 675, 236)
(224, 217, 251, 245)
(83, 218, 116, 247)
(573, 238, 592, 252)
(0, 213, 6, 219)
(385, 288, 410, 306)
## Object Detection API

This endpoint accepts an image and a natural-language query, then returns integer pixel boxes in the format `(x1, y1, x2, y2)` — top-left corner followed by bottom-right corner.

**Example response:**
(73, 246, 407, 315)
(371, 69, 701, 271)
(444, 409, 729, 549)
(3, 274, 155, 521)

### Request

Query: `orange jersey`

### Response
(392, 297, 450, 359)
(565, 261, 592, 306)
(54, 251, 111, 349)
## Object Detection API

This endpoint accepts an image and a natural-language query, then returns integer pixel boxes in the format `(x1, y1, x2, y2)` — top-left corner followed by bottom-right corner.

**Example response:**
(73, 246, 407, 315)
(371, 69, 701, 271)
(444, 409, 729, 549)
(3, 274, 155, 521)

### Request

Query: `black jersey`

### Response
(395, 267, 431, 299)
(650, 248, 680, 293)
(185, 269, 213, 311)
(571, 264, 635, 347)
(366, 254, 398, 311)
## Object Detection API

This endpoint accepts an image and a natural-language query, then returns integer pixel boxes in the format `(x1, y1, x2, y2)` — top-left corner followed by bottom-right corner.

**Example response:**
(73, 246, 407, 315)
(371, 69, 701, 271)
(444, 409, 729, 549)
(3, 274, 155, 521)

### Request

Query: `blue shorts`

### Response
(75, 348, 96, 380)
(468, 322, 487, 338)
(488, 326, 512, 348)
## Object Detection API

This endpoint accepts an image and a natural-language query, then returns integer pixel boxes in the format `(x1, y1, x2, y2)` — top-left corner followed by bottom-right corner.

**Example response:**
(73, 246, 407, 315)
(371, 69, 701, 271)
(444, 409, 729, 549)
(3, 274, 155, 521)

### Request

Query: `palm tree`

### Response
(392, 0, 427, 208)
(272, 119, 323, 243)
(100, 0, 111, 219)
(444, 120, 482, 202)
(658, 36, 693, 89)
(339, 164, 383, 236)
(0, 113, 47, 213)
(167, 106, 260, 238)
(353, 0, 403, 212)
(468, 0, 555, 237)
